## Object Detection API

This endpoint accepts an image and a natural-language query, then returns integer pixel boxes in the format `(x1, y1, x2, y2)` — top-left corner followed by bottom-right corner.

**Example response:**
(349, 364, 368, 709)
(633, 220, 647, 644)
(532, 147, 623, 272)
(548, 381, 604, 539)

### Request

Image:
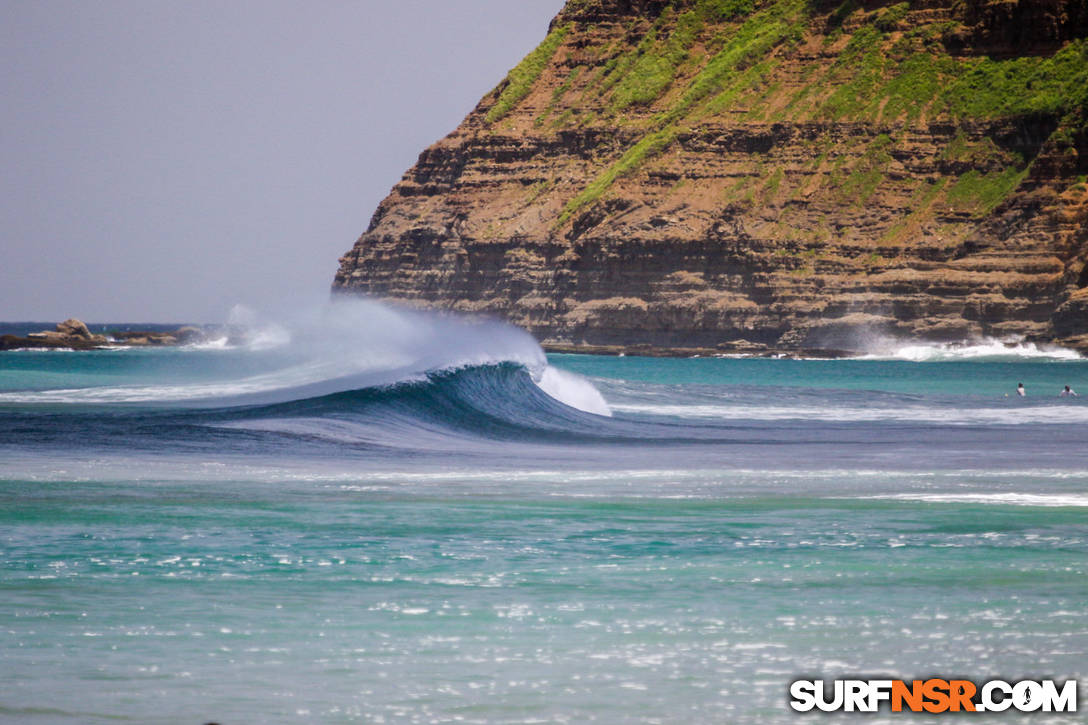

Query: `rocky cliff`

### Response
(334, 0, 1088, 355)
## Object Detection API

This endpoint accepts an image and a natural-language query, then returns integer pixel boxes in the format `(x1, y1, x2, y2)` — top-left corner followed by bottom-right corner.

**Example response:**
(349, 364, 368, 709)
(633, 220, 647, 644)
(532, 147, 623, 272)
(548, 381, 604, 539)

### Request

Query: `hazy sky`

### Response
(1, 0, 565, 322)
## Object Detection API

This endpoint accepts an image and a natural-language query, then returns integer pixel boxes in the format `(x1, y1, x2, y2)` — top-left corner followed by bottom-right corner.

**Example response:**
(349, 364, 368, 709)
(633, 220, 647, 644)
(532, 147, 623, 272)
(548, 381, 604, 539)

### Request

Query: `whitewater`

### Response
(2, 300, 1087, 723)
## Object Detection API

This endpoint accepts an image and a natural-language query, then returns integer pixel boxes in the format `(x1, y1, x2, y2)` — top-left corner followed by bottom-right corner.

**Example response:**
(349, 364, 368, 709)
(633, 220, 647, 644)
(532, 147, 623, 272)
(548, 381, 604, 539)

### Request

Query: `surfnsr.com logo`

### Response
(789, 679, 1078, 713)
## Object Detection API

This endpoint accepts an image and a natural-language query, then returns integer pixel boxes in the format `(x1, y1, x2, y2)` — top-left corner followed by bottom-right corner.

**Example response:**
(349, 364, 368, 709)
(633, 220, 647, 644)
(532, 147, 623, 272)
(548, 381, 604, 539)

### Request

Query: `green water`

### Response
(4, 483, 1085, 724)
(2, 336, 1087, 722)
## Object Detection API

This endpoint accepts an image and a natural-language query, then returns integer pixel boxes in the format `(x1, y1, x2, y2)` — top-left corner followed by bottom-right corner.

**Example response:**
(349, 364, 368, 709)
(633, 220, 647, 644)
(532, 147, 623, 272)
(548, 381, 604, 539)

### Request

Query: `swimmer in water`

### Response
(1060, 385, 1078, 397)
(1017, 383, 1026, 397)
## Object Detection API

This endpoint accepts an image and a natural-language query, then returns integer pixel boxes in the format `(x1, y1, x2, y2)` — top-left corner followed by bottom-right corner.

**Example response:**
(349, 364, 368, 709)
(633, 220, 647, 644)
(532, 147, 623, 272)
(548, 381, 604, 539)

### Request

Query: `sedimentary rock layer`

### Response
(335, 0, 1088, 354)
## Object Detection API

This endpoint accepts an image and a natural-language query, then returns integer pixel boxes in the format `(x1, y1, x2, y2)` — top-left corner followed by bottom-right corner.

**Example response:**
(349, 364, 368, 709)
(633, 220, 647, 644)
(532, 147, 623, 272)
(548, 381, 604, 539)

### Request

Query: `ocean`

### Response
(2, 301, 1086, 723)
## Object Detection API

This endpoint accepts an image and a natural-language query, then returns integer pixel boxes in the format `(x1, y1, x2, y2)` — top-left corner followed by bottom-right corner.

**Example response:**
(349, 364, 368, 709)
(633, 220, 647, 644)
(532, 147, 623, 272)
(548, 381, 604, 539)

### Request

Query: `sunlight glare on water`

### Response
(1, 303, 1086, 723)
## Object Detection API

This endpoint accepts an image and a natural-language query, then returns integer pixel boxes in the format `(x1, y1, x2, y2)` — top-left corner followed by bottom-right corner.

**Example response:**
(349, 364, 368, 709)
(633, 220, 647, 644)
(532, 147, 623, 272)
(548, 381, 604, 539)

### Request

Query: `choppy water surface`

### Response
(2, 303, 1086, 723)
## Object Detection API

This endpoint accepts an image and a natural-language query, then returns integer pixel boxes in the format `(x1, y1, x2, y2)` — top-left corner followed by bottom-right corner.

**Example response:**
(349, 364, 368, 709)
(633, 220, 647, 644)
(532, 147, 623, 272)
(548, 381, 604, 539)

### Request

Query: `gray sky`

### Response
(1, 0, 565, 323)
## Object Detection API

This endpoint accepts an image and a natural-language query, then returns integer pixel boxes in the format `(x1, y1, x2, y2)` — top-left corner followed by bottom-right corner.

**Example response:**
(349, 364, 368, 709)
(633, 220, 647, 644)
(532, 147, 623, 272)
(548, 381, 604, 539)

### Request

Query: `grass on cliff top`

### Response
(557, 0, 806, 224)
(668, 0, 804, 123)
(501, 0, 1088, 231)
(815, 23, 1088, 124)
(511, 0, 1088, 131)
(572, 0, 801, 120)
(602, 0, 760, 112)
(487, 23, 571, 123)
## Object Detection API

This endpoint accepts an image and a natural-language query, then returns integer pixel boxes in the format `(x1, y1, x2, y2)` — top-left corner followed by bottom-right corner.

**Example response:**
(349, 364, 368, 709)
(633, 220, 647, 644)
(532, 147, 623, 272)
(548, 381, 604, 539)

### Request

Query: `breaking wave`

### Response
(215, 363, 620, 450)
(857, 337, 1081, 362)
(859, 492, 1088, 507)
(0, 299, 611, 418)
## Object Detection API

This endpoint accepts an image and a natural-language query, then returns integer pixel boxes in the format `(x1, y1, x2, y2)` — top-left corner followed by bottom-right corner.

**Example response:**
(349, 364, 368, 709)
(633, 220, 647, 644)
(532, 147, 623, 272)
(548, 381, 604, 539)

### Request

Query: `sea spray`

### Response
(3, 331, 1088, 722)
(857, 335, 1082, 362)
(0, 298, 612, 415)
(535, 365, 612, 417)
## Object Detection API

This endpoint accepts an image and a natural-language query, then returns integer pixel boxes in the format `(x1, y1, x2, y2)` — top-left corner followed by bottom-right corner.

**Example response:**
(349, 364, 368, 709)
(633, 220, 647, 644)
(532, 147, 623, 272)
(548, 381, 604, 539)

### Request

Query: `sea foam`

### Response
(857, 337, 1081, 362)
(0, 298, 611, 416)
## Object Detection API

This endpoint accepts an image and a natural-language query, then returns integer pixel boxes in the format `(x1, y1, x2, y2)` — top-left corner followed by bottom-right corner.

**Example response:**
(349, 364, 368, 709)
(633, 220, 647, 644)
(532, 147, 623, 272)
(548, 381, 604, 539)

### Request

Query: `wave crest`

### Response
(219, 363, 615, 448)
(0, 299, 611, 416)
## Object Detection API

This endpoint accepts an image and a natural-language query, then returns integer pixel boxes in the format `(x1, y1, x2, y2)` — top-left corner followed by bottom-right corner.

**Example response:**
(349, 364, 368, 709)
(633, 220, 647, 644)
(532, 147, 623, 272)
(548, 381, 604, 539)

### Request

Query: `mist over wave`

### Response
(5, 315, 1088, 725)
(5, 307, 1088, 471)
(0, 299, 611, 416)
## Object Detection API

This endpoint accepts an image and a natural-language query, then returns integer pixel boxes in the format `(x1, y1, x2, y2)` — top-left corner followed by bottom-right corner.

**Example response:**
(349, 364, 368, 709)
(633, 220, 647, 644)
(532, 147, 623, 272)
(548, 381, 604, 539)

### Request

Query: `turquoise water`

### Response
(2, 306, 1087, 723)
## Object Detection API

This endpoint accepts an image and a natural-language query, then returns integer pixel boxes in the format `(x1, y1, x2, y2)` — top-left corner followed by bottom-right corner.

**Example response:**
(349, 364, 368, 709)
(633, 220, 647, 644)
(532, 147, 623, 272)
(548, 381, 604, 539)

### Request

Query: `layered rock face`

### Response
(335, 0, 1088, 354)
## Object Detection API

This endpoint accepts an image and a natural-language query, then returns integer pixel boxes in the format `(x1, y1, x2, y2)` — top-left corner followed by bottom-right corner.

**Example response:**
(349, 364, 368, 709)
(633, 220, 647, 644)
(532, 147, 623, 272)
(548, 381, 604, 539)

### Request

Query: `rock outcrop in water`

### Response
(334, 0, 1088, 355)
(0, 320, 208, 350)
(0, 318, 109, 350)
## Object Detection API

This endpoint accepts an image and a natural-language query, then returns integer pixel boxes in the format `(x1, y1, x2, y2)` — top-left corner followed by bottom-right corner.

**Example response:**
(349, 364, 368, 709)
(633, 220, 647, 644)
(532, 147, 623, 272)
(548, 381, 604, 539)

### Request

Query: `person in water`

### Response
(1017, 383, 1026, 397)
(1061, 385, 1078, 397)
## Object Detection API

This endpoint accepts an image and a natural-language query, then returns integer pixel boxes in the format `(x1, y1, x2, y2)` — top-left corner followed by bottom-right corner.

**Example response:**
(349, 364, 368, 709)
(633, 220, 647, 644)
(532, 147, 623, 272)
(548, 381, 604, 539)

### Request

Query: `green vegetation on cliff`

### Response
(336, 0, 1088, 353)
(562, 0, 811, 220)
(483, 0, 1088, 226)
(488, 24, 571, 123)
